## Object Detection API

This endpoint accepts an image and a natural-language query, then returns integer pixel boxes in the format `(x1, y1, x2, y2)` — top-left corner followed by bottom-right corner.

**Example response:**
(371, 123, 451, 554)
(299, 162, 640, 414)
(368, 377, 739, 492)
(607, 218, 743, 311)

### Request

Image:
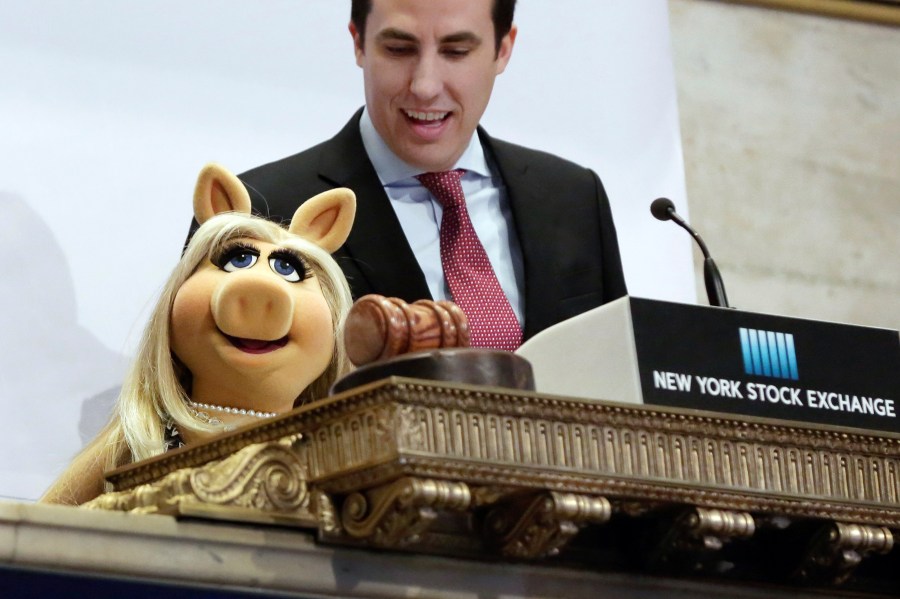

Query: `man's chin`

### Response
(396, 143, 465, 173)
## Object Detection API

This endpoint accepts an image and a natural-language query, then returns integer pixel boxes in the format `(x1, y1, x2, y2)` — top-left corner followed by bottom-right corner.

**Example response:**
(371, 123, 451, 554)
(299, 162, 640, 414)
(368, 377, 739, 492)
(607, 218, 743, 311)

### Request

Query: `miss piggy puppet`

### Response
(42, 164, 355, 505)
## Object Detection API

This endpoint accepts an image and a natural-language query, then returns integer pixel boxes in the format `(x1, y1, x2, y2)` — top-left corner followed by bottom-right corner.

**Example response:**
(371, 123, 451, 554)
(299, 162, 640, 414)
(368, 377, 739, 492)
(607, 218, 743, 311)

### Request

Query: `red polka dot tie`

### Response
(416, 169, 522, 351)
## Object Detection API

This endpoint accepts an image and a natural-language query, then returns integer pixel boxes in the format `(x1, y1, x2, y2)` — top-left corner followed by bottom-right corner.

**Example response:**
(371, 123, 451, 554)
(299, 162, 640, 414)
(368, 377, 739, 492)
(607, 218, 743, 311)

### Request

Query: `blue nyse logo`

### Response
(739, 328, 799, 380)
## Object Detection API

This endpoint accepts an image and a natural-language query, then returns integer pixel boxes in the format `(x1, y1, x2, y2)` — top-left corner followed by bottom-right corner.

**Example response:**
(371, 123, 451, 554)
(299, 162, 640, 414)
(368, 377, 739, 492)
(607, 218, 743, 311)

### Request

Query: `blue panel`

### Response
(786, 334, 799, 380)
(748, 329, 762, 376)
(775, 333, 790, 379)
(758, 330, 772, 376)
(766, 331, 781, 378)
(739, 328, 753, 375)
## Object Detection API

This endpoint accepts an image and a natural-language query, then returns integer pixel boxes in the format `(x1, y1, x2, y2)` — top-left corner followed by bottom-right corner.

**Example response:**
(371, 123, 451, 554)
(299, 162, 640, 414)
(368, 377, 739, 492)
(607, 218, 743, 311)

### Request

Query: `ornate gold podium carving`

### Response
(341, 476, 472, 547)
(795, 521, 894, 585)
(645, 506, 756, 572)
(484, 491, 612, 558)
(89, 437, 316, 525)
(87, 378, 900, 592)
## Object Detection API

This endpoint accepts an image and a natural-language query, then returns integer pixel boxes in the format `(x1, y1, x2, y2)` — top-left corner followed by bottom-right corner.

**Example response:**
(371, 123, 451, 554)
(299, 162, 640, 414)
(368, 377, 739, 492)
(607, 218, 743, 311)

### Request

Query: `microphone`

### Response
(650, 198, 730, 308)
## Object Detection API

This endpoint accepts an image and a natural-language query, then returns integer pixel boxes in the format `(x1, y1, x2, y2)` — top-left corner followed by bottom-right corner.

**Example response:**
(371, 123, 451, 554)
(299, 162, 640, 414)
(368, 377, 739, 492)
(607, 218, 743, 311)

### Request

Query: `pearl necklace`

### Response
(188, 400, 277, 419)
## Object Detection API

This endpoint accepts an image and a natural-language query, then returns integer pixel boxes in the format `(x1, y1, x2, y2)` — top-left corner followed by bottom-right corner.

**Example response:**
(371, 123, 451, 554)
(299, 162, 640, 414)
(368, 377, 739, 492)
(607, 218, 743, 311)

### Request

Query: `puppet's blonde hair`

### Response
(97, 212, 353, 476)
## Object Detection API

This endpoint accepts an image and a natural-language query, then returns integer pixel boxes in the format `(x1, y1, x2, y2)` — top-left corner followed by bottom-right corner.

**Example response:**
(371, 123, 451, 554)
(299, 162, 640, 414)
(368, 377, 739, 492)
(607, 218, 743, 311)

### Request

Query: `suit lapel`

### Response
(479, 129, 555, 339)
(317, 111, 432, 301)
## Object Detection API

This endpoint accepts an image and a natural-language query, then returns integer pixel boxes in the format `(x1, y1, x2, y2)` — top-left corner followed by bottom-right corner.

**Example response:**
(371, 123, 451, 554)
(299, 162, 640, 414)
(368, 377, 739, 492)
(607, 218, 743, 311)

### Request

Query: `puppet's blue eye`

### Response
(269, 257, 301, 282)
(223, 252, 258, 271)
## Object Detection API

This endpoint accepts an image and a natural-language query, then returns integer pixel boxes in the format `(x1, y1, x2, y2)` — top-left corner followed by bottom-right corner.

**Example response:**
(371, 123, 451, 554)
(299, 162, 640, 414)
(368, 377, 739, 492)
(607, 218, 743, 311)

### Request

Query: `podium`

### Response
(4, 298, 898, 596)
(518, 296, 900, 433)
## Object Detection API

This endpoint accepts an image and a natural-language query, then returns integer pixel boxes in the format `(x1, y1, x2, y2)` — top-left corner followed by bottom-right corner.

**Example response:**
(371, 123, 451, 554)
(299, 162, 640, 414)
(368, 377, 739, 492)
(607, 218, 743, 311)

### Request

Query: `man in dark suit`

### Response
(236, 0, 627, 344)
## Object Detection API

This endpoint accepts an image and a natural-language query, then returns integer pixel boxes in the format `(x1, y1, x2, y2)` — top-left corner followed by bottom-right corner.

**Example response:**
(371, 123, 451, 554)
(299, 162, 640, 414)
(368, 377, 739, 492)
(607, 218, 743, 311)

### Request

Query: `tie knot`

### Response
(416, 169, 466, 208)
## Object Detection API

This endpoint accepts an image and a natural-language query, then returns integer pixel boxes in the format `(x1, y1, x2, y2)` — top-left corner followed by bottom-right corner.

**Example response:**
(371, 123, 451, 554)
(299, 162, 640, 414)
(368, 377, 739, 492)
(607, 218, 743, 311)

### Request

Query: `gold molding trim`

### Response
(106, 379, 900, 528)
(711, 0, 900, 27)
(91, 379, 900, 588)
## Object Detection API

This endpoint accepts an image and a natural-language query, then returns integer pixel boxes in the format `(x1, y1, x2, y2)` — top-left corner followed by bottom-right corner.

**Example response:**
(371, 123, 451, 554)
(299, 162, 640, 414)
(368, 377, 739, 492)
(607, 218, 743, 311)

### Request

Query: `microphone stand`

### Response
(650, 198, 730, 308)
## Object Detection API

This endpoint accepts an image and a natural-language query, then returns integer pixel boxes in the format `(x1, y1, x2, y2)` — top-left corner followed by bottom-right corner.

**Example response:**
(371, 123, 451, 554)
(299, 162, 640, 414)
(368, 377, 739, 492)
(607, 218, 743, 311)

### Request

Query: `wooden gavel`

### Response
(344, 295, 470, 367)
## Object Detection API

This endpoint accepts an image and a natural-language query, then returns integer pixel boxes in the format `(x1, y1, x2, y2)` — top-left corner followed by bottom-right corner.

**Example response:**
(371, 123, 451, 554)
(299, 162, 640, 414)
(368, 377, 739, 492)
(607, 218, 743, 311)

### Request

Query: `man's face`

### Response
(351, 0, 516, 172)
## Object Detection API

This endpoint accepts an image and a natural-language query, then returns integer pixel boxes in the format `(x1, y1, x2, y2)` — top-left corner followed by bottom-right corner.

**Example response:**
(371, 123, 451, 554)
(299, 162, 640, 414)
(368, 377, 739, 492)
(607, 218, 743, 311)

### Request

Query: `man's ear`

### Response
(193, 163, 252, 224)
(349, 21, 364, 66)
(289, 188, 356, 253)
(495, 24, 517, 75)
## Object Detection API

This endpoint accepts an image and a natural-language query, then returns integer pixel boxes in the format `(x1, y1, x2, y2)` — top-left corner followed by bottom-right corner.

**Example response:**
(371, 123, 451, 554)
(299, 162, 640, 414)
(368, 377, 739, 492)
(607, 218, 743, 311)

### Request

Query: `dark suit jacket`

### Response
(237, 109, 627, 341)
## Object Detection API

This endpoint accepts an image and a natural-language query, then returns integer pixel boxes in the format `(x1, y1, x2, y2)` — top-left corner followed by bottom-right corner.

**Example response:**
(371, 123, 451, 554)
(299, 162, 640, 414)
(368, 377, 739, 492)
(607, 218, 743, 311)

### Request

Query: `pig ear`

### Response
(193, 163, 252, 224)
(288, 188, 356, 253)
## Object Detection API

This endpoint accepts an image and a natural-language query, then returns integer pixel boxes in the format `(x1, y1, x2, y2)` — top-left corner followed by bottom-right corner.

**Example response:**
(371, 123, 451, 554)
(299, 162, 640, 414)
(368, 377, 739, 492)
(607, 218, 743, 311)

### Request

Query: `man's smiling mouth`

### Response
(404, 110, 450, 123)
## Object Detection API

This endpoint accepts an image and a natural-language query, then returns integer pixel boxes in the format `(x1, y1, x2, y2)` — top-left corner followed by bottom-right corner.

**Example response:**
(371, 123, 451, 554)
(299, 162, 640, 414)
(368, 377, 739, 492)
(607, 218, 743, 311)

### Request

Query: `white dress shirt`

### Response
(358, 109, 525, 325)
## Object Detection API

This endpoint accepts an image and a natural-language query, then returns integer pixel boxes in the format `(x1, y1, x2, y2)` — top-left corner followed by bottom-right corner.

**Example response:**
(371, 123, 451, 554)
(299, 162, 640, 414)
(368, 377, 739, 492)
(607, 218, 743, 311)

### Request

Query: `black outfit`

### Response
(163, 420, 185, 452)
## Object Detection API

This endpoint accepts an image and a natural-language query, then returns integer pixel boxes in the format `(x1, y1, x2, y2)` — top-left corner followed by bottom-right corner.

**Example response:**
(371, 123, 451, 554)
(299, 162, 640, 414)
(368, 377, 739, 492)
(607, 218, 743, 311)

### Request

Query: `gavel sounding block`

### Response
(333, 295, 534, 393)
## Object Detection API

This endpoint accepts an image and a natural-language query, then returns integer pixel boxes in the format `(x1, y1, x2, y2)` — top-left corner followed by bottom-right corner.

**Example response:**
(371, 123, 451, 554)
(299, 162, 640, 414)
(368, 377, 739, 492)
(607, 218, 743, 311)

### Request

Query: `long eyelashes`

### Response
(212, 242, 259, 271)
(268, 249, 313, 282)
(212, 242, 313, 282)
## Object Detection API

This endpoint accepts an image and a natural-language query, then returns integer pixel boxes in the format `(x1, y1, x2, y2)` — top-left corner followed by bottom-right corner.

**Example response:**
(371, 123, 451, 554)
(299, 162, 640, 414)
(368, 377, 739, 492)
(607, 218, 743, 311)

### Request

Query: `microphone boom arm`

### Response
(650, 198, 730, 308)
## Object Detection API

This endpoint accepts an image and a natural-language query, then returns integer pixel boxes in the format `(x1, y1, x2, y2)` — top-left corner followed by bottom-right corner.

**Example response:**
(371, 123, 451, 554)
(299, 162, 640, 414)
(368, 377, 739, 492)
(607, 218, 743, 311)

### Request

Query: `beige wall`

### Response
(669, 0, 898, 331)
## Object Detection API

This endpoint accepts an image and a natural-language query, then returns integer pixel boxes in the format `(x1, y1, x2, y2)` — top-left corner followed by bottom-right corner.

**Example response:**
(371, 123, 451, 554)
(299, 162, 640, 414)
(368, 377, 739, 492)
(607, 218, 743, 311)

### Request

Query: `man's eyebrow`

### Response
(374, 28, 482, 47)
(375, 28, 418, 43)
(439, 32, 482, 46)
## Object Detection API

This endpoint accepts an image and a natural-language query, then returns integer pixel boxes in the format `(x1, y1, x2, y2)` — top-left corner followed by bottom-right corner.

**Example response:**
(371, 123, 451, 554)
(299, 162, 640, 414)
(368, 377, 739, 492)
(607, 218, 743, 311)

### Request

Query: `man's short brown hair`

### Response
(350, 0, 516, 55)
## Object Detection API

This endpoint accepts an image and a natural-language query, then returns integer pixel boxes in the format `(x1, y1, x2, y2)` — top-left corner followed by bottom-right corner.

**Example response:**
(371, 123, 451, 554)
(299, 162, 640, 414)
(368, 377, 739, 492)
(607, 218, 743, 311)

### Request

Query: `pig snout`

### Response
(211, 272, 293, 340)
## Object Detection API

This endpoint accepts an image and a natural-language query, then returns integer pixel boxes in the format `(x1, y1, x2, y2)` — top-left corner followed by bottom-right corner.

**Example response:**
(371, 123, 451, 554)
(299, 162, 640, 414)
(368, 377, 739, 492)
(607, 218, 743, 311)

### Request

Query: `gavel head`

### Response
(343, 295, 470, 366)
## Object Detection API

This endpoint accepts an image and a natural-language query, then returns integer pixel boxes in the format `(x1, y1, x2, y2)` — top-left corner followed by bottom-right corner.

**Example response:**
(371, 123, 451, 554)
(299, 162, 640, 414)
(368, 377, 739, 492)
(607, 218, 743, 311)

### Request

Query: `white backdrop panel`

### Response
(0, 0, 692, 501)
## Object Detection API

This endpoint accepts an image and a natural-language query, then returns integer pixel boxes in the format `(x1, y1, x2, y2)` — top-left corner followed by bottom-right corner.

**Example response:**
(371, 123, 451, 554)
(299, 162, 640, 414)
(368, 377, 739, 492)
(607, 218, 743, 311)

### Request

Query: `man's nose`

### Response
(409, 55, 443, 100)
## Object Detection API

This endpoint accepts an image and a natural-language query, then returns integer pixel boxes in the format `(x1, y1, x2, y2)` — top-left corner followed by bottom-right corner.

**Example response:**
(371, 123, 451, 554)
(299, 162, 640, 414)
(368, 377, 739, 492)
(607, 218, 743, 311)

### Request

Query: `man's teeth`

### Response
(405, 110, 448, 121)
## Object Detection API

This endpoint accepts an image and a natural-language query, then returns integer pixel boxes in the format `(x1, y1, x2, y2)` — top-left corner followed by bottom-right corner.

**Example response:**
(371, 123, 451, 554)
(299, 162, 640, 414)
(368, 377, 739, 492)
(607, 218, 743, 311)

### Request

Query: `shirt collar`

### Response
(359, 107, 491, 185)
